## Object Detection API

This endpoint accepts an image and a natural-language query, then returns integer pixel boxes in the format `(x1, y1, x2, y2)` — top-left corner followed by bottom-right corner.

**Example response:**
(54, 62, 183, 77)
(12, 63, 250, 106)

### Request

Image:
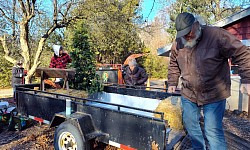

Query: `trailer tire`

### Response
(54, 121, 90, 150)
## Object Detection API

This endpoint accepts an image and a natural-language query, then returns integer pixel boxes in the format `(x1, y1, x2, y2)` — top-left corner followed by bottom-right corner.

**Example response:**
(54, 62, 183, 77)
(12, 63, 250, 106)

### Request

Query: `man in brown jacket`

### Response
(168, 12, 250, 150)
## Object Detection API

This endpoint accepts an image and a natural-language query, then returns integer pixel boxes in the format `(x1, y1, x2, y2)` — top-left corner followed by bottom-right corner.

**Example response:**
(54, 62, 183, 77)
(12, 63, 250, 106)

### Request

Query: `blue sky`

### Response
(140, 0, 249, 22)
(140, 0, 164, 22)
(141, 0, 161, 21)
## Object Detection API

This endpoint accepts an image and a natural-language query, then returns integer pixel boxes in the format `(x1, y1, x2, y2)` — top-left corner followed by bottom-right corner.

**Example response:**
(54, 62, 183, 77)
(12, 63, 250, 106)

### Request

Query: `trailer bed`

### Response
(16, 84, 184, 149)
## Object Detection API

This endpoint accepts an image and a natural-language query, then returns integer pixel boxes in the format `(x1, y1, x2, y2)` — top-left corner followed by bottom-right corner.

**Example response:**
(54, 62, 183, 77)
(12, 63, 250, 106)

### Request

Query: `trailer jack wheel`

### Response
(54, 121, 89, 150)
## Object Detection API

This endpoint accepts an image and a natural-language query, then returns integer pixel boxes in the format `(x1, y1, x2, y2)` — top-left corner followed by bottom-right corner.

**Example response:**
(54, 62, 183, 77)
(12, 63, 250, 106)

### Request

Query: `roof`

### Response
(214, 7, 250, 27)
(157, 43, 172, 57)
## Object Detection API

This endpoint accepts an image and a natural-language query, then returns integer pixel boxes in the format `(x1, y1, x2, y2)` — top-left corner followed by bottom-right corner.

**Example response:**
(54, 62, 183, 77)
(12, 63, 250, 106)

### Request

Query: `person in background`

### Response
(49, 45, 72, 86)
(122, 64, 129, 80)
(124, 58, 148, 86)
(167, 12, 250, 150)
(12, 60, 25, 101)
(49, 45, 72, 69)
(122, 52, 132, 81)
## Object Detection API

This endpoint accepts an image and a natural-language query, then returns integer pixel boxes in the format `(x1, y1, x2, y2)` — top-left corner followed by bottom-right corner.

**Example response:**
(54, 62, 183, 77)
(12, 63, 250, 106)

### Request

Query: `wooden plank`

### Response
(35, 67, 76, 79)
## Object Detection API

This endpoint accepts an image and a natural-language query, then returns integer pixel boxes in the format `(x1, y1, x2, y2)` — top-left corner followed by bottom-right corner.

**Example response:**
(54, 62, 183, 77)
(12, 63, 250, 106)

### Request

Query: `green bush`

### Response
(0, 56, 12, 88)
(143, 53, 168, 79)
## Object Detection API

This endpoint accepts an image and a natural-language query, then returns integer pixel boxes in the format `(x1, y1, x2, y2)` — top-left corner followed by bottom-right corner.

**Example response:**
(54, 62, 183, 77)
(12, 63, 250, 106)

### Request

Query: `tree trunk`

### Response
(20, 23, 31, 69)
(0, 0, 80, 84)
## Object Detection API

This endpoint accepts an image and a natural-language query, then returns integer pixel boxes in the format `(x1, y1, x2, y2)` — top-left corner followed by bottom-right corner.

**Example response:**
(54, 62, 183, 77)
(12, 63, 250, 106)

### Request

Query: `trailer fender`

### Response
(51, 112, 108, 141)
(49, 113, 67, 128)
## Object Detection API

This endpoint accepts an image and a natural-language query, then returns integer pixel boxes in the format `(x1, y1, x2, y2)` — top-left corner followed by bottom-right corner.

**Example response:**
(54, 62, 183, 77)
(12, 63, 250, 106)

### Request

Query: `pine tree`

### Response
(69, 23, 101, 94)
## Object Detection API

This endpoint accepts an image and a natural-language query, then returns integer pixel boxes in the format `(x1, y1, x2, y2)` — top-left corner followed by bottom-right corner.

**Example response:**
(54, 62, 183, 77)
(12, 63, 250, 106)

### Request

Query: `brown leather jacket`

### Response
(168, 26, 250, 105)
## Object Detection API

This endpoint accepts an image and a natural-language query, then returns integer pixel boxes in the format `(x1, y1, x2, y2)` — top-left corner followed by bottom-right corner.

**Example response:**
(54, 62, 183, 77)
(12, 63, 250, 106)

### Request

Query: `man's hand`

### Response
(240, 84, 250, 95)
(168, 86, 176, 93)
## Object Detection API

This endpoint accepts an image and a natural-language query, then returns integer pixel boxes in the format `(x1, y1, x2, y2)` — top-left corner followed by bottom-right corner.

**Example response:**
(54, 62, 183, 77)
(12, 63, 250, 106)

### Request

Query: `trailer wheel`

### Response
(54, 121, 89, 150)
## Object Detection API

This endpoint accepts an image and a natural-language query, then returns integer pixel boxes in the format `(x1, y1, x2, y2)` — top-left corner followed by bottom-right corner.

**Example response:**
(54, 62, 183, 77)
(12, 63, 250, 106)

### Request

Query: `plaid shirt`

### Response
(49, 53, 72, 69)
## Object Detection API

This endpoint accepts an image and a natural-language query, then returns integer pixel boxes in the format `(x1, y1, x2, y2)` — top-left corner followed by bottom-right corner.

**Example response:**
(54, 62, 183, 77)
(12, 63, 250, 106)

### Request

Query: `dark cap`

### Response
(15, 59, 23, 66)
(17, 59, 23, 64)
(175, 12, 195, 38)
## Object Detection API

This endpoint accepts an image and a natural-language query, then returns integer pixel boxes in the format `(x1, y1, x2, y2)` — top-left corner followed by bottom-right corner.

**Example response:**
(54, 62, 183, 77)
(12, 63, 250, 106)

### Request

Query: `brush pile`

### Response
(155, 97, 183, 130)
(46, 89, 88, 98)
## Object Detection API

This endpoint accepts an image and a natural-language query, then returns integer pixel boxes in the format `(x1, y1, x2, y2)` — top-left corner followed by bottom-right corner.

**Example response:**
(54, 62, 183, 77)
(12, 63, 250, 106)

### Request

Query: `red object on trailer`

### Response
(21, 70, 28, 84)
(96, 54, 146, 85)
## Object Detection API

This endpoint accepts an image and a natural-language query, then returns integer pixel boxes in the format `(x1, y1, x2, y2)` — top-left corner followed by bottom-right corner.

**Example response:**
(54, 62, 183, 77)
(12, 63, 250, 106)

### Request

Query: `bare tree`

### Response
(0, 0, 83, 83)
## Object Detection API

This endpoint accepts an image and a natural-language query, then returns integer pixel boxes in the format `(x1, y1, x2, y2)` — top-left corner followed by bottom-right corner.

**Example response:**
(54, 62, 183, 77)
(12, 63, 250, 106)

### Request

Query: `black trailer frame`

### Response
(16, 84, 175, 150)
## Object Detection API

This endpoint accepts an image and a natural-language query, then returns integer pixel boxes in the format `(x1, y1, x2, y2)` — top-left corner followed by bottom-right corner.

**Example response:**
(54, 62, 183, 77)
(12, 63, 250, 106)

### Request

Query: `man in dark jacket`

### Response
(168, 12, 250, 150)
(12, 60, 25, 87)
(12, 60, 25, 100)
(124, 58, 148, 86)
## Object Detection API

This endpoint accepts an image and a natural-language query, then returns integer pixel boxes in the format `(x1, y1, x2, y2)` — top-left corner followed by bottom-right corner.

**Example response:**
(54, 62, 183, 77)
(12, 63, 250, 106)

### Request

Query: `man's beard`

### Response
(181, 26, 202, 49)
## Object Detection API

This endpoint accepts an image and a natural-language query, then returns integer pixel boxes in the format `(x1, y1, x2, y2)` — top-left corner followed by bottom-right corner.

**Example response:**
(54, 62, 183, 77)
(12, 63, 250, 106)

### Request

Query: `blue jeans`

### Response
(181, 97, 227, 150)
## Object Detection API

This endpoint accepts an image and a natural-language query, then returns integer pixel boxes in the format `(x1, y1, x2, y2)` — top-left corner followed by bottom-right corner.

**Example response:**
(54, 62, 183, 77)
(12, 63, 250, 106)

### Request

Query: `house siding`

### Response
(224, 16, 250, 40)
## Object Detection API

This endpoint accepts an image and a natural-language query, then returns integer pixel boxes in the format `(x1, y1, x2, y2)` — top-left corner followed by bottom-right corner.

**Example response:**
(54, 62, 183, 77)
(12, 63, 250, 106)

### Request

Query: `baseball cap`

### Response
(175, 12, 195, 38)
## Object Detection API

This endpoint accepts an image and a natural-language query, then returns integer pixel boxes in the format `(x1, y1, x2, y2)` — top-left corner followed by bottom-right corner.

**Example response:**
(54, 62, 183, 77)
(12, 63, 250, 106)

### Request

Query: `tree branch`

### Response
(53, 0, 58, 24)
(0, 35, 16, 64)
(25, 0, 36, 21)
(0, 8, 17, 24)
(18, 0, 28, 17)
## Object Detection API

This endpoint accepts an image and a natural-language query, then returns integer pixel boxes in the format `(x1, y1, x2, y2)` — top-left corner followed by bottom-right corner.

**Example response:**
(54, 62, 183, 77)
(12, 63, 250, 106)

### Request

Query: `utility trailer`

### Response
(16, 83, 184, 150)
